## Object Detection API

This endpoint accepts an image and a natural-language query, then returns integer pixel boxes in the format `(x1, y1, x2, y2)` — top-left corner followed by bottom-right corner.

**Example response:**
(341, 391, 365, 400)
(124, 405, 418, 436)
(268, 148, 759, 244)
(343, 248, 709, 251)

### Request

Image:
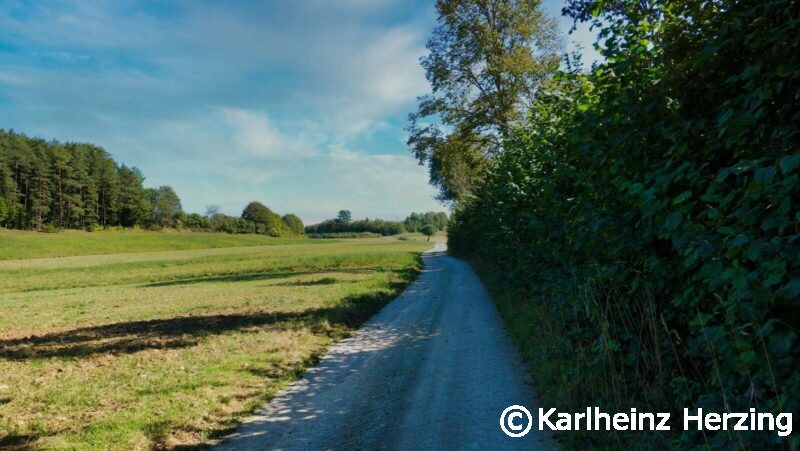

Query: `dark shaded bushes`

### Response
(449, 1, 799, 448)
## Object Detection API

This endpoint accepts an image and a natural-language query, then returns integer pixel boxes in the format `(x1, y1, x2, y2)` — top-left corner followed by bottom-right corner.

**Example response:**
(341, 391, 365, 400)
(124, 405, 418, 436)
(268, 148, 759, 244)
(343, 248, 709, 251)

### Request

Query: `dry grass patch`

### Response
(0, 237, 429, 449)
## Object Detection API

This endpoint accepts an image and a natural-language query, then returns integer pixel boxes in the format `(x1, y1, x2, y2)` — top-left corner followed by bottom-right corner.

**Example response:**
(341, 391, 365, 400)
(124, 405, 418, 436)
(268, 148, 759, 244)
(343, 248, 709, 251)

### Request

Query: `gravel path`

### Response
(216, 243, 556, 450)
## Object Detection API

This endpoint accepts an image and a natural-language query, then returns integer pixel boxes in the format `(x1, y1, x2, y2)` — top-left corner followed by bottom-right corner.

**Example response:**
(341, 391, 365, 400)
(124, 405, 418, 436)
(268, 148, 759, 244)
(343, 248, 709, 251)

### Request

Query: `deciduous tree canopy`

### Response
(407, 0, 562, 201)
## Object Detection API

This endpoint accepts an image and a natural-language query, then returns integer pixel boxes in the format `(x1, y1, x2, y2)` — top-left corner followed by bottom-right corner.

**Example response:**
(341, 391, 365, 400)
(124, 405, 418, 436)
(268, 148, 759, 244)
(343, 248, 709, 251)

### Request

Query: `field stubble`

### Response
(0, 234, 427, 449)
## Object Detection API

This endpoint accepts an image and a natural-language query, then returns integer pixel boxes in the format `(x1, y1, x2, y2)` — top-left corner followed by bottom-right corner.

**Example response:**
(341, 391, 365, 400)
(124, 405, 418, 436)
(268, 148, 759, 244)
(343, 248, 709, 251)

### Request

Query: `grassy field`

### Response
(0, 232, 430, 449)
(0, 229, 316, 261)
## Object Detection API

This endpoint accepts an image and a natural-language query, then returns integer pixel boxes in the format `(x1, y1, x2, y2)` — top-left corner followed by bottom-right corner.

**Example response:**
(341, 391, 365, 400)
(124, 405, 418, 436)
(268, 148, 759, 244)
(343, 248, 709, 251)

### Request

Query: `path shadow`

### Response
(142, 271, 314, 288)
(142, 268, 379, 288)
(0, 310, 308, 360)
(0, 432, 38, 450)
(0, 268, 418, 361)
(276, 277, 349, 287)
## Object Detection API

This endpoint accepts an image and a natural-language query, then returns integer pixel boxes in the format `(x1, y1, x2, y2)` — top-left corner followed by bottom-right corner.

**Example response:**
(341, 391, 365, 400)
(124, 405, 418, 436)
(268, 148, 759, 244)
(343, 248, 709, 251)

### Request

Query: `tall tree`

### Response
(29, 139, 52, 231)
(72, 144, 98, 228)
(242, 201, 289, 236)
(407, 0, 562, 200)
(148, 186, 182, 228)
(242, 201, 274, 225)
(281, 213, 305, 235)
(0, 129, 173, 230)
(118, 165, 150, 227)
(335, 209, 352, 224)
(420, 221, 438, 241)
(0, 196, 7, 226)
(91, 147, 120, 227)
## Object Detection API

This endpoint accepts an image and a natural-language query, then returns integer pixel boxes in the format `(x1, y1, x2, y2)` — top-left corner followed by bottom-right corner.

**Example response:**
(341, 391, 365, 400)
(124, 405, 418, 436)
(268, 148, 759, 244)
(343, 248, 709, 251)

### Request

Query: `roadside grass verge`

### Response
(0, 239, 428, 449)
(467, 258, 672, 449)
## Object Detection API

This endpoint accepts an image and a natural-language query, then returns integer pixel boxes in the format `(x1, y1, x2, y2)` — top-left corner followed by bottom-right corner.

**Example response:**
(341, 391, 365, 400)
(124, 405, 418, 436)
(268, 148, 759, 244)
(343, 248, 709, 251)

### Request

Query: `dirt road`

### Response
(216, 243, 555, 450)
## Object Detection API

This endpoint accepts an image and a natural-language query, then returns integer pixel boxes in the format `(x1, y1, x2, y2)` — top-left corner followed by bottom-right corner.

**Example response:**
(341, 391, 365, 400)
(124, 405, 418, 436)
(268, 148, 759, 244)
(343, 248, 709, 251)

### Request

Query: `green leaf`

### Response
(628, 182, 644, 195)
(718, 226, 735, 236)
(739, 350, 757, 366)
(731, 234, 749, 247)
(754, 166, 775, 185)
(782, 279, 800, 298)
(664, 212, 682, 231)
(672, 191, 692, 205)
(718, 109, 734, 125)
(741, 65, 760, 80)
(779, 154, 800, 175)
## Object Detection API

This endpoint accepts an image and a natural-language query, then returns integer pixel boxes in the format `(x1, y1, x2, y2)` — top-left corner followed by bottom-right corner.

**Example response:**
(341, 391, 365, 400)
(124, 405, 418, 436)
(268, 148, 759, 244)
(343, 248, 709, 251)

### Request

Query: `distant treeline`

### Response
(0, 129, 167, 230)
(0, 129, 446, 239)
(199, 202, 304, 236)
(305, 210, 448, 236)
(402, 211, 447, 233)
(0, 129, 304, 235)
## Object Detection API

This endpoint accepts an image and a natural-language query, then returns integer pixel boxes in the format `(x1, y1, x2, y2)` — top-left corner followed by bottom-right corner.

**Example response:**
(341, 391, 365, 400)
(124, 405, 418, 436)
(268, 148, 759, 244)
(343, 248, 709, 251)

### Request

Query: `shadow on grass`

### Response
(141, 269, 378, 288)
(0, 432, 38, 450)
(0, 269, 418, 362)
(276, 277, 347, 287)
(141, 271, 314, 288)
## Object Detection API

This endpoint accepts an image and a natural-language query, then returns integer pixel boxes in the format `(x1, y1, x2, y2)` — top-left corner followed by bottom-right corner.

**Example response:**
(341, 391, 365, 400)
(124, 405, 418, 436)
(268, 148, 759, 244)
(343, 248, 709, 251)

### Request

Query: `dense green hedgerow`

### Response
(450, 1, 799, 448)
(305, 219, 405, 236)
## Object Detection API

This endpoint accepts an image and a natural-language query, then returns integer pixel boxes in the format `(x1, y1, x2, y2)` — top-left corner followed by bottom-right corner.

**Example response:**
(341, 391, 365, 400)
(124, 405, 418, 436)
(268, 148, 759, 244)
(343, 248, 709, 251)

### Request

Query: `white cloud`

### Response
(221, 108, 319, 159)
(0, 0, 444, 223)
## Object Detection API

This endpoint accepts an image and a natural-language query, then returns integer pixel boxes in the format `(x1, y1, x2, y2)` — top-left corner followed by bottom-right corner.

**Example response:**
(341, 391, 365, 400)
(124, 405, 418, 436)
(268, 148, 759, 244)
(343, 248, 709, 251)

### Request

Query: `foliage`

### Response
(404, 211, 448, 232)
(148, 186, 182, 228)
(407, 0, 562, 200)
(336, 209, 352, 224)
(281, 214, 305, 235)
(0, 196, 7, 224)
(241, 201, 274, 225)
(447, 0, 799, 448)
(0, 129, 153, 230)
(241, 201, 291, 236)
(183, 212, 210, 230)
(0, 132, 305, 237)
(306, 217, 404, 236)
(419, 223, 437, 241)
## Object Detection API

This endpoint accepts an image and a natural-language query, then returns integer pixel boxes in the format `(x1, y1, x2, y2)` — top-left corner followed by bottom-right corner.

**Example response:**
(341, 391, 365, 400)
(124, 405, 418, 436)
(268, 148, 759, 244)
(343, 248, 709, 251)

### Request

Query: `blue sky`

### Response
(0, 0, 598, 224)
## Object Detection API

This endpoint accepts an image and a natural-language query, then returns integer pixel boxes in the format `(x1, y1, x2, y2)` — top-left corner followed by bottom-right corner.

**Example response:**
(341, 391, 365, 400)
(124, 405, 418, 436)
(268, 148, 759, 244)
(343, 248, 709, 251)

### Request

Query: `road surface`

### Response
(216, 243, 555, 450)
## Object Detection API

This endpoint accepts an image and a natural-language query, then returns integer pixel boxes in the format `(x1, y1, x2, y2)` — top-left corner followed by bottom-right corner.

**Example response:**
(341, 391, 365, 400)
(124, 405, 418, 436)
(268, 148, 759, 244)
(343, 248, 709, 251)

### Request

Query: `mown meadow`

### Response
(0, 229, 315, 261)
(0, 231, 429, 448)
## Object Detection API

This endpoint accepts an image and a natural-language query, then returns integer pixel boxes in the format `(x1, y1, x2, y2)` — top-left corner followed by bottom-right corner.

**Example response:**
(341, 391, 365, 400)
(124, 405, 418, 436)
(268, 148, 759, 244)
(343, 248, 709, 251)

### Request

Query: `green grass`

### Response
(0, 233, 429, 448)
(395, 230, 448, 242)
(0, 229, 319, 261)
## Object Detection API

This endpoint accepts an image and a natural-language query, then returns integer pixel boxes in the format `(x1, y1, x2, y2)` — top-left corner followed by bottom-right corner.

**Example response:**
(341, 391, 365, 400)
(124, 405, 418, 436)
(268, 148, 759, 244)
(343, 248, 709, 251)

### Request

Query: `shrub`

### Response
(305, 218, 404, 236)
(449, 1, 800, 448)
